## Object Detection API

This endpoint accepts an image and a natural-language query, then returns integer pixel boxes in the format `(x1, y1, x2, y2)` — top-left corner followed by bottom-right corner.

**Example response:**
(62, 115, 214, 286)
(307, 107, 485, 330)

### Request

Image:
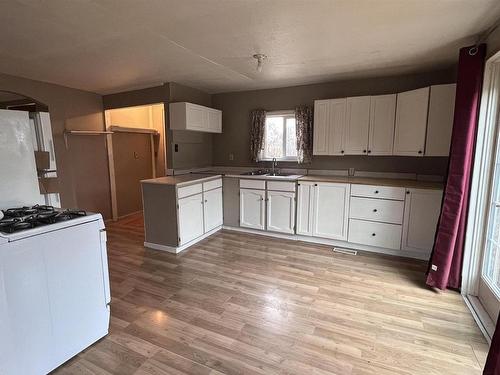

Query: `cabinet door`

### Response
(178, 193, 204, 245)
(312, 182, 350, 240)
(186, 104, 207, 131)
(393, 87, 429, 156)
(297, 182, 314, 236)
(267, 190, 295, 234)
(328, 98, 347, 155)
(425, 84, 456, 156)
(368, 94, 396, 155)
(207, 109, 222, 133)
(203, 187, 223, 233)
(344, 96, 370, 155)
(240, 188, 266, 230)
(313, 100, 330, 155)
(402, 188, 443, 253)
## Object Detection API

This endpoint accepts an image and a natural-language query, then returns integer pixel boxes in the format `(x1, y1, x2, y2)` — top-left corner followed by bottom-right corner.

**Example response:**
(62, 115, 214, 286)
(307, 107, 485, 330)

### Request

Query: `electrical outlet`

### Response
(229, 153, 234, 161)
(348, 167, 355, 176)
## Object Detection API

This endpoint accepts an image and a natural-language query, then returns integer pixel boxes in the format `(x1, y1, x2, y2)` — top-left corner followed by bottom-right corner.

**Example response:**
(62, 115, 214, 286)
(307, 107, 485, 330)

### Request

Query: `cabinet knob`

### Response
(372, 233, 376, 236)
(373, 209, 378, 212)
(363, 149, 367, 153)
(341, 150, 344, 154)
(367, 150, 371, 154)
(418, 150, 423, 154)
(374, 190, 379, 194)
(314, 183, 318, 186)
(406, 190, 410, 194)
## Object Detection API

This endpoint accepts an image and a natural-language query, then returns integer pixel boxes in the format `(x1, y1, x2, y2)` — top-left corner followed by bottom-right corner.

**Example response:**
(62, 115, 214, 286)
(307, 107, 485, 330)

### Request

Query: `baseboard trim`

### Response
(223, 225, 429, 260)
(144, 226, 222, 254)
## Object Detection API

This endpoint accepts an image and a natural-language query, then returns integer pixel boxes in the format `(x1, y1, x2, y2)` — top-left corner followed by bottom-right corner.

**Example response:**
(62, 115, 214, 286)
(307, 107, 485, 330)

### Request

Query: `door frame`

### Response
(462, 50, 500, 341)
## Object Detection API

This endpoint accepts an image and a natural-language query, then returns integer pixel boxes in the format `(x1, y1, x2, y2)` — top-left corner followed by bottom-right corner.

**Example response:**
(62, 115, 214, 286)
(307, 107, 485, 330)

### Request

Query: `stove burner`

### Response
(0, 206, 87, 234)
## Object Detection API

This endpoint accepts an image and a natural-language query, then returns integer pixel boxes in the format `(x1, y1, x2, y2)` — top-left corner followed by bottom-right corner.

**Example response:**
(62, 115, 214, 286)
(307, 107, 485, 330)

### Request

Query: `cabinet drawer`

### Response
(177, 183, 203, 199)
(348, 219, 402, 250)
(267, 180, 296, 192)
(203, 178, 222, 192)
(240, 179, 266, 190)
(351, 184, 405, 201)
(350, 197, 404, 224)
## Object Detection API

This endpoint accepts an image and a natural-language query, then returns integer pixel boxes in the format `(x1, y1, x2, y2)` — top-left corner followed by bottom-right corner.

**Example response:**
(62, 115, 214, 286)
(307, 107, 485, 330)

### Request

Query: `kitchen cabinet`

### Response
(348, 219, 402, 250)
(425, 84, 456, 156)
(296, 182, 315, 236)
(267, 190, 295, 234)
(178, 193, 204, 245)
(305, 182, 350, 240)
(203, 187, 223, 232)
(169, 102, 222, 133)
(142, 176, 223, 253)
(368, 94, 396, 155)
(223, 177, 240, 227)
(401, 188, 443, 254)
(344, 96, 371, 155)
(240, 188, 266, 230)
(393, 87, 429, 156)
(313, 98, 346, 155)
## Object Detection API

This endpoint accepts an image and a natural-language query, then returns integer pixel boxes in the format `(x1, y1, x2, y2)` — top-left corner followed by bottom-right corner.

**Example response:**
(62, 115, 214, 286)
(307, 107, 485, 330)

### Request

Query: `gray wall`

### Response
(212, 67, 457, 176)
(0, 72, 112, 218)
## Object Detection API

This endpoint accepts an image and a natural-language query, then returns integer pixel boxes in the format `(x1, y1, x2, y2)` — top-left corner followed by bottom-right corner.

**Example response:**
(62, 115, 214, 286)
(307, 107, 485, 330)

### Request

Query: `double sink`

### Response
(239, 170, 303, 180)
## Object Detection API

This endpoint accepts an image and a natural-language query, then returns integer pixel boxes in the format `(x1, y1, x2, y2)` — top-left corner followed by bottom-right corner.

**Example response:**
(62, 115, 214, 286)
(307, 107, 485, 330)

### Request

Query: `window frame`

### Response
(259, 110, 297, 162)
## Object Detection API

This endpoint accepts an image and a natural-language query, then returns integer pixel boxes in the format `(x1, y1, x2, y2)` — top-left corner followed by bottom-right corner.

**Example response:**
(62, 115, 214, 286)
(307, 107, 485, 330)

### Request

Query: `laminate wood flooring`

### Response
(52, 213, 488, 375)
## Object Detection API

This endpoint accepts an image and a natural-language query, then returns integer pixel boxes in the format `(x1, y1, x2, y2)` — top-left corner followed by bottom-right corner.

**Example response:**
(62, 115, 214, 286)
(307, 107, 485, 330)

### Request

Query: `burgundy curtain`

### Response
(426, 44, 486, 290)
(485, 319, 500, 374)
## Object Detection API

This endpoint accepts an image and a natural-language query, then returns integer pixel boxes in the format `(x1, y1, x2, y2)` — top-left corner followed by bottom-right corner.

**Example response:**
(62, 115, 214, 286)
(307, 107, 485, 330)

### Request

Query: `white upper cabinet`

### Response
(312, 182, 350, 240)
(313, 98, 346, 156)
(266, 190, 296, 234)
(425, 84, 456, 156)
(368, 94, 396, 155)
(393, 87, 429, 156)
(313, 100, 330, 155)
(401, 188, 443, 254)
(344, 96, 371, 155)
(169, 102, 222, 133)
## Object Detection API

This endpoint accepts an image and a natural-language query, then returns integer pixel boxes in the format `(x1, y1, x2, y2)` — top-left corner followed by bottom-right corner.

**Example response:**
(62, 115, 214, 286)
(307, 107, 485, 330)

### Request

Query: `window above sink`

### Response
(259, 111, 297, 161)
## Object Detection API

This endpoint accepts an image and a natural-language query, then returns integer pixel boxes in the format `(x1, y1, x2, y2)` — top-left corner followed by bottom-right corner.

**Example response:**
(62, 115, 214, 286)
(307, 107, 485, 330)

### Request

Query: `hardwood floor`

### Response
(53, 213, 488, 375)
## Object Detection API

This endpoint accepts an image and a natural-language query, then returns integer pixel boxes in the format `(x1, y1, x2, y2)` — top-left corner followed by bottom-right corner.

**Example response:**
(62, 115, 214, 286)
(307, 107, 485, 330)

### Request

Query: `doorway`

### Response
(104, 103, 166, 220)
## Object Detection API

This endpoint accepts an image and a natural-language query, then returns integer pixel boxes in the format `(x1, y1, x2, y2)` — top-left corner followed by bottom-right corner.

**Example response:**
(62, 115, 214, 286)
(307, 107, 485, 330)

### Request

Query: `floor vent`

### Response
(332, 247, 358, 256)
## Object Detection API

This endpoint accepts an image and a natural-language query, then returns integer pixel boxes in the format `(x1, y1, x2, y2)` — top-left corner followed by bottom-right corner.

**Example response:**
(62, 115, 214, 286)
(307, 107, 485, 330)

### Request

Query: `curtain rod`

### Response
(470, 18, 500, 55)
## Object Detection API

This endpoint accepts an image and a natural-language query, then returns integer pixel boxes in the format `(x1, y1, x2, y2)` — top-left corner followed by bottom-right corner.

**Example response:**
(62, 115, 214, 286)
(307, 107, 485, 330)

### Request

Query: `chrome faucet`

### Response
(271, 157, 278, 174)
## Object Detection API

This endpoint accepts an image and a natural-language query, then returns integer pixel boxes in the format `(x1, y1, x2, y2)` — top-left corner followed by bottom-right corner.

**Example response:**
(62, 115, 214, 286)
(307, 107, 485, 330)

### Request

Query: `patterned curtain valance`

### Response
(295, 105, 313, 164)
(249, 109, 266, 162)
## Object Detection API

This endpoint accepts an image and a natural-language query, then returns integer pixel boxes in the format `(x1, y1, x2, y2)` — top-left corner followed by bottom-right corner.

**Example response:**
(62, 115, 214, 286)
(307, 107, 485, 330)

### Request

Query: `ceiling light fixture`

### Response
(253, 54, 267, 72)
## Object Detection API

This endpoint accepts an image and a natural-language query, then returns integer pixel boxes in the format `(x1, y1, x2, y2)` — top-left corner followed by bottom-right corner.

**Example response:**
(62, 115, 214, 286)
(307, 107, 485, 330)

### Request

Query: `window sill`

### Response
(258, 158, 298, 162)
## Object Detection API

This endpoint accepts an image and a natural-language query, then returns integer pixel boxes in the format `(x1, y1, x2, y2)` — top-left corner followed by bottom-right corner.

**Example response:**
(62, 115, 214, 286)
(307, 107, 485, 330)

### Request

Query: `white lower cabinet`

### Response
(240, 188, 266, 230)
(267, 190, 295, 234)
(297, 182, 350, 240)
(178, 193, 204, 245)
(203, 187, 223, 232)
(348, 219, 402, 250)
(402, 188, 443, 254)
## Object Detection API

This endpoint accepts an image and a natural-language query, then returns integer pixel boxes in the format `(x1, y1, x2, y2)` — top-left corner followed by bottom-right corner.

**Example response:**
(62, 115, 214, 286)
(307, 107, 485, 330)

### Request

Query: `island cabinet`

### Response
(141, 175, 223, 253)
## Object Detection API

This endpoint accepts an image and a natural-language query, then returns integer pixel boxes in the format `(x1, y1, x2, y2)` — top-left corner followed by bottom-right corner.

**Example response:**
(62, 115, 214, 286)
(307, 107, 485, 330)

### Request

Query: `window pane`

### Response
(264, 117, 283, 159)
(286, 118, 297, 157)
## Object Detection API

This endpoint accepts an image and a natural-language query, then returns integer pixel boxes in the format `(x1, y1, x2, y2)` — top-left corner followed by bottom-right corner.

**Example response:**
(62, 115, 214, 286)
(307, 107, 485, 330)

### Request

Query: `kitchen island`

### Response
(141, 173, 223, 253)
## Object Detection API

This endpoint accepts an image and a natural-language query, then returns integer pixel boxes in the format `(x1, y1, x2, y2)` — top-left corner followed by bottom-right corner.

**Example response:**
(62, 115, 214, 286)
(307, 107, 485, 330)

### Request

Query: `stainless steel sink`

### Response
(266, 172, 294, 177)
(240, 170, 268, 176)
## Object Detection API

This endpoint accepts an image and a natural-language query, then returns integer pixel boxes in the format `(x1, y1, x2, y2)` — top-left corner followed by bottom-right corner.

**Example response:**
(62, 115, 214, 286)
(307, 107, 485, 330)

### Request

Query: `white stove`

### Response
(0, 205, 111, 375)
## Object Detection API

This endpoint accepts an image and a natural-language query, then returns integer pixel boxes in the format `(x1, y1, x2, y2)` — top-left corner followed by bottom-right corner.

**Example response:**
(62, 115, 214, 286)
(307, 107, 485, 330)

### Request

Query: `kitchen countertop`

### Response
(298, 175, 444, 190)
(141, 173, 222, 186)
(224, 173, 304, 181)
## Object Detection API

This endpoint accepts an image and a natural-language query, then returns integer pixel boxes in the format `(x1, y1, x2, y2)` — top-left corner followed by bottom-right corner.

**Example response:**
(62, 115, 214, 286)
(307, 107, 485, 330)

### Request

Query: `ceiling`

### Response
(1, 0, 499, 95)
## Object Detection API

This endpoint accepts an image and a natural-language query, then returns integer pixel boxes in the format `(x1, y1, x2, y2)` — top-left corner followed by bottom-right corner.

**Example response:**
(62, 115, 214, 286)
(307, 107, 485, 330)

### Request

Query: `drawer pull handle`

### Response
(373, 209, 378, 212)
(372, 233, 376, 236)
(374, 190, 379, 194)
